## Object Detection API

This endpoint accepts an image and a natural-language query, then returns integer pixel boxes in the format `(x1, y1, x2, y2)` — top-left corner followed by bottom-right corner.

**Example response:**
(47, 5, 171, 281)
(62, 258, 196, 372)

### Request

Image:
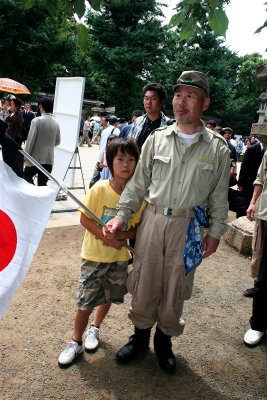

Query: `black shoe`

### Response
(243, 287, 255, 298)
(116, 328, 151, 364)
(154, 326, 176, 373)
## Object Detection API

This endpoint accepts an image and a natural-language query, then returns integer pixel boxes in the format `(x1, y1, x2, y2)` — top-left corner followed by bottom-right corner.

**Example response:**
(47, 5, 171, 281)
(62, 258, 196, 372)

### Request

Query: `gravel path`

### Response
(1, 224, 266, 400)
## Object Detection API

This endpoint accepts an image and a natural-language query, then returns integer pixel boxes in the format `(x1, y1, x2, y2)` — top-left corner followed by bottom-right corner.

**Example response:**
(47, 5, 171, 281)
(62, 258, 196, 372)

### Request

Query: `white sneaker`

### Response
(58, 340, 84, 365)
(244, 329, 265, 346)
(85, 325, 100, 352)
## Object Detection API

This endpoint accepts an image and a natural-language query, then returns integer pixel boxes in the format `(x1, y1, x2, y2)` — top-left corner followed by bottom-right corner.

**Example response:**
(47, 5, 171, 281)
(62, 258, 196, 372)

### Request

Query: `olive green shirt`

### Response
(254, 150, 267, 221)
(117, 122, 230, 240)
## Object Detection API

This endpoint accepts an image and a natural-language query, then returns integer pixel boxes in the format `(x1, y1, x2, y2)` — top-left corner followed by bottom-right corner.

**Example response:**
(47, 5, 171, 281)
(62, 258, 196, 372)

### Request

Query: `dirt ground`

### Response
(1, 223, 267, 400)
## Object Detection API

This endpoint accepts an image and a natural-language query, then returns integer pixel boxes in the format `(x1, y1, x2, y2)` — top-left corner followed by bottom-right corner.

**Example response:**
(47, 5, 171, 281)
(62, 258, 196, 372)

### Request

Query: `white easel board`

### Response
(52, 77, 85, 182)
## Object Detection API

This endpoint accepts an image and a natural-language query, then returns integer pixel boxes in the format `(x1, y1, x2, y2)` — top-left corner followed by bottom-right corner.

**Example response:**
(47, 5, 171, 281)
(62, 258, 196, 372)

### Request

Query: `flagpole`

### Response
(18, 147, 134, 253)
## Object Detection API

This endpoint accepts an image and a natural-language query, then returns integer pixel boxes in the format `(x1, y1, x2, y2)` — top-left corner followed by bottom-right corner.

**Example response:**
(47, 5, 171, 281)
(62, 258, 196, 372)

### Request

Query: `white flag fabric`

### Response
(0, 161, 58, 319)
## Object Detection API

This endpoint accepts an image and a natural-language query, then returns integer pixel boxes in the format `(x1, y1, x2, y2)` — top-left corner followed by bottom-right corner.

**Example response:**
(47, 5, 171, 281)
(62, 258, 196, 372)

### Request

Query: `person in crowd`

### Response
(58, 137, 145, 366)
(23, 97, 60, 186)
(120, 110, 143, 138)
(90, 118, 101, 144)
(242, 138, 251, 154)
(99, 134, 117, 180)
(0, 97, 11, 121)
(230, 135, 237, 148)
(79, 116, 85, 138)
(103, 71, 230, 373)
(244, 149, 267, 346)
(87, 116, 109, 186)
(88, 116, 120, 188)
(79, 116, 91, 147)
(22, 102, 35, 141)
(129, 82, 169, 151)
(214, 126, 223, 136)
(222, 127, 237, 186)
(206, 119, 216, 131)
(250, 136, 258, 145)
(118, 117, 127, 132)
(2, 97, 24, 177)
(238, 141, 265, 297)
(236, 137, 244, 158)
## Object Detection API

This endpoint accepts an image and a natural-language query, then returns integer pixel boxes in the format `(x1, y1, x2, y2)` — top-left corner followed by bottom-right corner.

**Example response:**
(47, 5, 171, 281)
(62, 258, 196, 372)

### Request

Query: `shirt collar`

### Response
(167, 120, 214, 143)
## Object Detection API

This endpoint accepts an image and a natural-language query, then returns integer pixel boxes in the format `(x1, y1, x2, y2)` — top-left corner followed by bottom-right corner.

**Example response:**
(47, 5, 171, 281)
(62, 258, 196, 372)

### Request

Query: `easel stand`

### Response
(53, 147, 86, 213)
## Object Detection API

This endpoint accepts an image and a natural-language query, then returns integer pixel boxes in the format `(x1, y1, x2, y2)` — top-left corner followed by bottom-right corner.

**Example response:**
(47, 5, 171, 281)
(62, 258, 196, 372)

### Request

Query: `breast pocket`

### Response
(195, 163, 214, 188)
(152, 155, 171, 181)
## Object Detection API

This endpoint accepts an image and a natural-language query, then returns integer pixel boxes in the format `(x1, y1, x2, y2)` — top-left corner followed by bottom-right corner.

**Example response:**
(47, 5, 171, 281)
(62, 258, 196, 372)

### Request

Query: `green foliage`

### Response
(208, 8, 228, 36)
(85, 0, 168, 116)
(169, 0, 230, 39)
(149, 28, 266, 133)
(0, 0, 93, 98)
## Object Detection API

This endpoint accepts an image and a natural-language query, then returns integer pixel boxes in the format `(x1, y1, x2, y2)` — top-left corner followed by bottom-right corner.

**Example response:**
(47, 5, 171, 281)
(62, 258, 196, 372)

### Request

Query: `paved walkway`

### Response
(48, 144, 99, 227)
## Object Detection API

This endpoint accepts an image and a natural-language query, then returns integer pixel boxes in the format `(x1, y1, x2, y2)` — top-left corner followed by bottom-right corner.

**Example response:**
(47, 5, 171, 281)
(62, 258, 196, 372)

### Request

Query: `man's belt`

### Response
(146, 203, 195, 218)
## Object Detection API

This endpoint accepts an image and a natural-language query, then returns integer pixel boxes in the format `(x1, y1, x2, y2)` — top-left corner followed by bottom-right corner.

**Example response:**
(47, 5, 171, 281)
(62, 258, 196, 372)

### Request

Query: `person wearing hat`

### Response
(103, 71, 230, 373)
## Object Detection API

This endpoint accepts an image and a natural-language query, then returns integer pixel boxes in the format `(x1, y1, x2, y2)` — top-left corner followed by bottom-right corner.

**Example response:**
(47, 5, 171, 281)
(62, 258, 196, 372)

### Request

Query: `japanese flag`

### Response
(0, 161, 58, 319)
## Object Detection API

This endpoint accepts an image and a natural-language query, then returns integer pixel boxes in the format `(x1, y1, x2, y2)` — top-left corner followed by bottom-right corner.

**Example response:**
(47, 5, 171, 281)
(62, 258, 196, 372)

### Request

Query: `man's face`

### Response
(172, 86, 210, 126)
(101, 117, 108, 127)
(207, 123, 215, 131)
(143, 90, 163, 116)
(3, 100, 10, 111)
(223, 130, 232, 141)
(25, 104, 30, 111)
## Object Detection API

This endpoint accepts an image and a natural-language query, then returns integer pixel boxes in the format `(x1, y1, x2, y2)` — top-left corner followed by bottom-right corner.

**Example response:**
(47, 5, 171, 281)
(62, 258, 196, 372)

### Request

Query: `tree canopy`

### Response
(85, 0, 168, 116)
(1, 0, 266, 133)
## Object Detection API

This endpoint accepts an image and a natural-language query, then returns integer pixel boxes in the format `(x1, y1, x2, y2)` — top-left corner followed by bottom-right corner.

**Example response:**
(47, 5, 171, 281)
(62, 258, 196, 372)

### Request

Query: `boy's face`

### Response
(113, 150, 137, 180)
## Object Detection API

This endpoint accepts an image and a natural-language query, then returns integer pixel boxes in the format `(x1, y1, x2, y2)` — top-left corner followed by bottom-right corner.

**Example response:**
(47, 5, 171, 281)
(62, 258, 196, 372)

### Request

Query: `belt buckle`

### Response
(163, 207, 172, 216)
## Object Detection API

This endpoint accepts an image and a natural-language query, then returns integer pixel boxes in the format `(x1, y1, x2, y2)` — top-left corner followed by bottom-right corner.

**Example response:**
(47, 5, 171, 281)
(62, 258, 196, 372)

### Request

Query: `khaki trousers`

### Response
(251, 219, 265, 280)
(126, 208, 195, 337)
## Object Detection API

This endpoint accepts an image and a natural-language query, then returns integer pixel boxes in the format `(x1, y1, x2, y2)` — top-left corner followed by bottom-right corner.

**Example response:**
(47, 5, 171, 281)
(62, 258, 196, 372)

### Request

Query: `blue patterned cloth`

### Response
(184, 206, 209, 275)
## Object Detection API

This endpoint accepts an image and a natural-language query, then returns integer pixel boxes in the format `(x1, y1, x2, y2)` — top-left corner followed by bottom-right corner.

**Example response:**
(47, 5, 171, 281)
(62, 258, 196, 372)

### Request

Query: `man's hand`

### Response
(102, 217, 125, 239)
(247, 204, 256, 221)
(202, 235, 219, 259)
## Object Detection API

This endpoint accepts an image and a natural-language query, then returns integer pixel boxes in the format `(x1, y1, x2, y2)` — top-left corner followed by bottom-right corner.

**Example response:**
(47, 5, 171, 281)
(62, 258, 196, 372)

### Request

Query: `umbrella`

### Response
(0, 78, 31, 95)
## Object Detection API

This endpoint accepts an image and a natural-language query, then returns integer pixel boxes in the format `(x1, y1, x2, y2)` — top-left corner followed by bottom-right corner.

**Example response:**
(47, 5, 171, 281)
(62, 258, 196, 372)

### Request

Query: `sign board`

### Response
(52, 77, 85, 182)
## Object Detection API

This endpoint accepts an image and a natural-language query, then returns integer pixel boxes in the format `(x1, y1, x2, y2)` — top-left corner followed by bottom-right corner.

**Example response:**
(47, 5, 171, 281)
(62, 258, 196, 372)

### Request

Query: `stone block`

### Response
(223, 216, 255, 256)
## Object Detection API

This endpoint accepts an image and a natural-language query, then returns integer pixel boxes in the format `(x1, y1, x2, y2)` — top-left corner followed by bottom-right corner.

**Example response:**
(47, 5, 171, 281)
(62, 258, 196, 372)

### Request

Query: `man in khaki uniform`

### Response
(103, 71, 230, 373)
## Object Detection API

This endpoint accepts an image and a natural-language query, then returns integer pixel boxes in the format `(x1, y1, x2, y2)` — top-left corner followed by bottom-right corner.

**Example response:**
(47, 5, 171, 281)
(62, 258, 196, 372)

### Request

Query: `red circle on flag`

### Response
(0, 210, 17, 272)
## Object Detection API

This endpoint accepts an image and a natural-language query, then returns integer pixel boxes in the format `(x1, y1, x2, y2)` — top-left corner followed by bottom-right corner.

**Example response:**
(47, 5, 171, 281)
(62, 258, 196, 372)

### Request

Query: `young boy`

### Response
(58, 137, 145, 366)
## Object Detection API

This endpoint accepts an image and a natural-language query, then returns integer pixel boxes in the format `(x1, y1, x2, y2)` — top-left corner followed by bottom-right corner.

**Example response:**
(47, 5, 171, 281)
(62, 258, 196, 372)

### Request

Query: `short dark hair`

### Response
(132, 110, 143, 118)
(39, 97, 54, 113)
(207, 120, 216, 128)
(142, 82, 167, 102)
(11, 98, 22, 109)
(215, 126, 223, 134)
(106, 137, 140, 177)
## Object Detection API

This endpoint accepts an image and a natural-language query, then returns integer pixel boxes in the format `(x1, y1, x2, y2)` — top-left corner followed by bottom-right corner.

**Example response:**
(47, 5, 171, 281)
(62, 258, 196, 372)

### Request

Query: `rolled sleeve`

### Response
(206, 145, 230, 239)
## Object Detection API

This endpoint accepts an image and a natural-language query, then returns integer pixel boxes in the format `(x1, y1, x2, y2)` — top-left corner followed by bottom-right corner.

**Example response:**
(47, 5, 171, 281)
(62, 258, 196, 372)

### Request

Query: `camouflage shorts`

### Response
(77, 259, 128, 310)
